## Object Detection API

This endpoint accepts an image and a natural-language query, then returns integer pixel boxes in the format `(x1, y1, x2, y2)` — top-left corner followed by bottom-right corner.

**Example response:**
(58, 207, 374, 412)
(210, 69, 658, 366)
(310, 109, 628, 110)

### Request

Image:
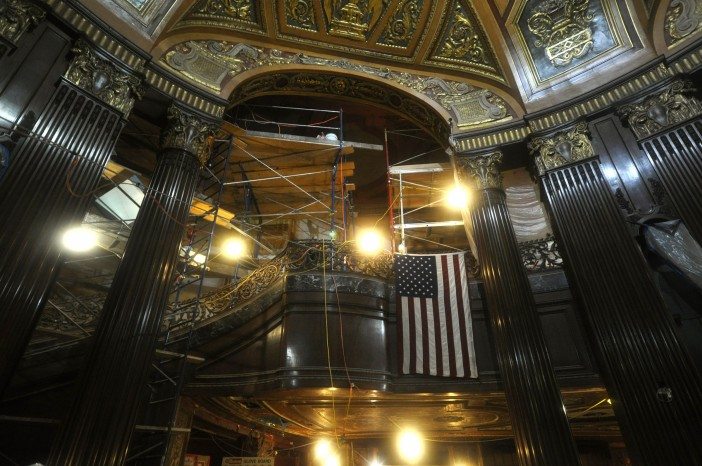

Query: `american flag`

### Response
(395, 252, 477, 378)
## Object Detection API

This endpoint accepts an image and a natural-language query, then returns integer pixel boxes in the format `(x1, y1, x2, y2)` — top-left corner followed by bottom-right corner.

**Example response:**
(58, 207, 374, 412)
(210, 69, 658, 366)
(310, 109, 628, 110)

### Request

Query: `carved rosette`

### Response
(528, 122, 595, 175)
(0, 0, 45, 45)
(456, 151, 503, 191)
(64, 41, 144, 117)
(161, 105, 218, 165)
(617, 80, 702, 140)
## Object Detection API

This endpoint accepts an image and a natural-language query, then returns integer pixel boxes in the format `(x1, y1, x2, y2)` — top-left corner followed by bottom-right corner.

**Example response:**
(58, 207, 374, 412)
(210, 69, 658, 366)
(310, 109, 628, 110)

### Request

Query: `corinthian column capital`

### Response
(528, 121, 595, 176)
(64, 40, 145, 117)
(0, 0, 44, 45)
(161, 105, 218, 165)
(455, 151, 503, 191)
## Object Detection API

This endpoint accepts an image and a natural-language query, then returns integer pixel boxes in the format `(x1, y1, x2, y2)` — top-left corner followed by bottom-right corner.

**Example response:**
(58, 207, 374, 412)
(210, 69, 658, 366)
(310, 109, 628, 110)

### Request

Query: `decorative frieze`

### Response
(617, 80, 702, 140)
(456, 151, 503, 191)
(528, 121, 595, 175)
(161, 105, 218, 165)
(64, 41, 144, 117)
(0, 0, 45, 45)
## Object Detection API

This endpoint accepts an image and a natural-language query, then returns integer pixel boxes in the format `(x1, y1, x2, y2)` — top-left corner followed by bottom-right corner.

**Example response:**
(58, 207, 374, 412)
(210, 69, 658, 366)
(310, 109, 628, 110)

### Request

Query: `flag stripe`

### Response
(396, 252, 477, 378)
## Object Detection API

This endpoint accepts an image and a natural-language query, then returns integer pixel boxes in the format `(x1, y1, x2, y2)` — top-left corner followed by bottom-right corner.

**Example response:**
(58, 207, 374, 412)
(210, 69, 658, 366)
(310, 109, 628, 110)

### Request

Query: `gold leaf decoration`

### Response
(665, 0, 702, 45)
(0, 0, 45, 45)
(617, 80, 702, 140)
(323, 0, 387, 41)
(378, 0, 422, 48)
(161, 105, 218, 165)
(528, 122, 595, 175)
(456, 151, 504, 191)
(285, 0, 317, 31)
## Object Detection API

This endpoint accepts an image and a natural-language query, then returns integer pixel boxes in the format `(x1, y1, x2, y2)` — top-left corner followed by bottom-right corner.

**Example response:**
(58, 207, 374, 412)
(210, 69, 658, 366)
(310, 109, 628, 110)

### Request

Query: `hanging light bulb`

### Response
(357, 229, 383, 255)
(396, 428, 424, 464)
(61, 226, 98, 253)
(446, 184, 470, 209)
(222, 237, 246, 259)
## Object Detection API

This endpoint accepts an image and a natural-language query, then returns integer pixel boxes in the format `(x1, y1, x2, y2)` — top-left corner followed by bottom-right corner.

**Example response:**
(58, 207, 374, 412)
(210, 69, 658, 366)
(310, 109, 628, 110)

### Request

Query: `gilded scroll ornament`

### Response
(324, 0, 384, 40)
(437, 3, 487, 64)
(527, 0, 594, 67)
(456, 151, 504, 191)
(378, 0, 422, 47)
(64, 41, 144, 117)
(617, 80, 702, 140)
(0, 0, 45, 45)
(161, 105, 218, 165)
(665, 0, 702, 44)
(528, 122, 595, 175)
(199, 0, 253, 21)
(286, 0, 316, 30)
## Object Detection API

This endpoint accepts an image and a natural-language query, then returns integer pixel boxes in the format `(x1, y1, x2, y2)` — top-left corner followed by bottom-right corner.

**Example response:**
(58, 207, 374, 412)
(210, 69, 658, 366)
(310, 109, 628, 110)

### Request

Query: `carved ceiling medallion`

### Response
(617, 80, 702, 140)
(527, 0, 594, 67)
(163, 40, 512, 129)
(665, 0, 702, 46)
(528, 122, 595, 175)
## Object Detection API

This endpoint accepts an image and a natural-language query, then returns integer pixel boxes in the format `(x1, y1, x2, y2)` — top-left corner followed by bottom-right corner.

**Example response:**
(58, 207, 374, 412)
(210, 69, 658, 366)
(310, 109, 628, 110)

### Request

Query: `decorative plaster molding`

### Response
(617, 80, 702, 140)
(161, 105, 218, 164)
(64, 41, 145, 117)
(527, 0, 594, 67)
(163, 40, 511, 129)
(528, 121, 595, 175)
(665, 0, 702, 46)
(0, 0, 44, 45)
(455, 151, 504, 190)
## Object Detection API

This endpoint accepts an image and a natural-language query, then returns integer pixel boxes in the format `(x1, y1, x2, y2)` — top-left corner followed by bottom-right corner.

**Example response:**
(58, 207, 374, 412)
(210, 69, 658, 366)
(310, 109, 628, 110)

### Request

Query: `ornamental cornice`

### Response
(617, 80, 702, 140)
(161, 105, 218, 165)
(64, 41, 145, 117)
(0, 0, 44, 45)
(455, 151, 503, 191)
(528, 121, 595, 175)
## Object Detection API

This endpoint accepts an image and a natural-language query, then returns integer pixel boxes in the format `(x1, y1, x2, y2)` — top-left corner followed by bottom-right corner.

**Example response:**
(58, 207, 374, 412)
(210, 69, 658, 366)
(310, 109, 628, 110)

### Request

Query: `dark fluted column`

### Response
(0, 41, 142, 397)
(456, 152, 581, 466)
(47, 105, 216, 466)
(618, 80, 702, 245)
(531, 122, 702, 466)
(0, 0, 45, 58)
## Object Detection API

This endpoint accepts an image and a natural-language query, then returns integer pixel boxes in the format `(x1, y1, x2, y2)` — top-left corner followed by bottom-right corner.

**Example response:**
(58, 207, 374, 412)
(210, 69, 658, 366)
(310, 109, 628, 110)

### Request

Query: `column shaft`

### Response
(640, 120, 702, 244)
(542, 159, 702, 465)
(48, 106, 213, 466)
(460, 152, 581, 466)
(0, 80, 123, 394)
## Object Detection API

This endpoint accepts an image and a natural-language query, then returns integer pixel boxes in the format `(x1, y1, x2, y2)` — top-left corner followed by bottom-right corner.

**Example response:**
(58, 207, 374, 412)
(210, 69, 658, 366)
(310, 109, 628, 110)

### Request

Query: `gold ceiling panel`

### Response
(425, 0, 503, 80)
(165, 1, 507, 84)
(174, 0, 266, 35)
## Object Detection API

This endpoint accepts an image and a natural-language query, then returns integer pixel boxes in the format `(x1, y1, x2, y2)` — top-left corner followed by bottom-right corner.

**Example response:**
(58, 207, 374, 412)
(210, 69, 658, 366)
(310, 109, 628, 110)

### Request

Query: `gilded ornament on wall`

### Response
(456, 151, 504, 191)
(528, 122, 595, 175)
(527, 0, 594, 67)
(161, 105, 218, 165)
(285, 0, 317, 31)
(617, 80, 702, 140)
(64, 41, 145, 117)
(323, 0, 385, 40)
(436, 2, 487, 65)
(378, 0, 422, 47)
(0, 0, 45, 45)
(199, 0, 253, 21)
(665, 0, 702, 45)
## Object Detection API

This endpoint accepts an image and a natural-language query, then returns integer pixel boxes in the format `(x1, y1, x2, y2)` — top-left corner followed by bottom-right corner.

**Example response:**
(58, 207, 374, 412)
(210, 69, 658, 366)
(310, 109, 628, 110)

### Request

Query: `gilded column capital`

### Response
(161, 105, 218, 165)
(64, 41, 145, 117)
(528, 121, 595, 176)
(456, 151, 503, 191)
(617, 80, 702, 140)
(0, 0, 44, 45)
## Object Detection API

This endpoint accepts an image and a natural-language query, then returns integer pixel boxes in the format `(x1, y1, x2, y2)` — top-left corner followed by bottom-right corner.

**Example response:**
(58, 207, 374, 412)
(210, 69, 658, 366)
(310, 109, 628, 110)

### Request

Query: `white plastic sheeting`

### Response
(645, 221, 702, 290)
(505, 185, 551, 242)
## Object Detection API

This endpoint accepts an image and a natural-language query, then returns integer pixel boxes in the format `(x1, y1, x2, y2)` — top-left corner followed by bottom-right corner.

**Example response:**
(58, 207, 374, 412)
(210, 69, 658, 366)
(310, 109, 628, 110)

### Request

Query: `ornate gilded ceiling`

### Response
(83, 0, 702, 130)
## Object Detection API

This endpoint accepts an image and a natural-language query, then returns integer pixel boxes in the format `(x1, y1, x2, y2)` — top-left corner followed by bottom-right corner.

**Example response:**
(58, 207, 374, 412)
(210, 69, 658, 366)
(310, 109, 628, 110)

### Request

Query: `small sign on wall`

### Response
(185, 454, 211, 466)
(222, 457, 275, 466)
